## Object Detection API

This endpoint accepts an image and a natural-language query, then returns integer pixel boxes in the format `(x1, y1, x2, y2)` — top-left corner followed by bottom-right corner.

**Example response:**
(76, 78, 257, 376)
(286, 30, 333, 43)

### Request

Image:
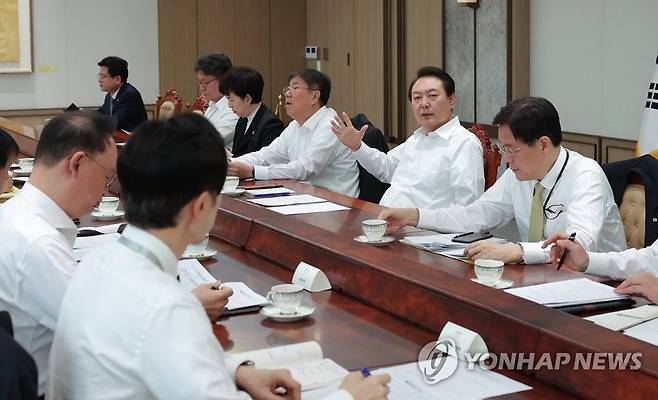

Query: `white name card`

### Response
(292, 262, 332, 292)
(438, 321, 489, 361)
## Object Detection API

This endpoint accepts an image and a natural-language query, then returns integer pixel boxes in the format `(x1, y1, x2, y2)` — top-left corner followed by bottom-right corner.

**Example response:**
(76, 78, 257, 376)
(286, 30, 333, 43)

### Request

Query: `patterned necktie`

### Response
(527, 182, 545, 242)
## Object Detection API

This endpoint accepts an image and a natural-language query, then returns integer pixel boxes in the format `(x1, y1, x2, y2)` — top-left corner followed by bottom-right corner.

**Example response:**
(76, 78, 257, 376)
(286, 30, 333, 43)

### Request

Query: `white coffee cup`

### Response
(362, 219, 387, 242)
(98, 196, 119, 215)
(474, 259, 504, 284)
(18, 157, 34, 172)
(266, 283, 304, 314)
(185, 235, 209, 257)
(223, 176, 240, 192)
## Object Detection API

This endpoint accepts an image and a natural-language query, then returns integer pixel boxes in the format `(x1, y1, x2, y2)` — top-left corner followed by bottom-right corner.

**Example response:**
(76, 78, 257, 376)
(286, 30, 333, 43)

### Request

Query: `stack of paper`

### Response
(624, 317, 658, 346)
(177, 259, 268, 315)
(504, 278, 628, 308)
(585, 305, 658, 331)
(247, 194, 326, 207)
(245, 187, 295, 197)
(72, 232, 121, 261)
(268, 201, 350, 215)
(402, 234, 469, 256)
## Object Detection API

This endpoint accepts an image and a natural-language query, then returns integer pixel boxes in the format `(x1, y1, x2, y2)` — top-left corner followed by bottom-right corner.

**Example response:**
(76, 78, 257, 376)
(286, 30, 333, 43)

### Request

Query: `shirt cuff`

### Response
(416, 209, 435, 230)
(225, 356, 245, 383)
(253, 165, 269, 181)
(584, 252, 609, 276)
(352, 142, 368, 156)
(520, 242, 549, 264)
(321, 389, 353, 400)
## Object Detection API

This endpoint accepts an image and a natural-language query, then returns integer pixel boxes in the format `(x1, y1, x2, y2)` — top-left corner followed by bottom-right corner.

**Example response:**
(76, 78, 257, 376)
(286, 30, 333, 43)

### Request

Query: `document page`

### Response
(247, 194, 326, 207)
(269, 202, 350, 215)
(585, 305, 658, 331)
(73, 233, 121, 249)
(504, 278, 628, 307)
(624, 317, 658, 346)
(245, 187, 295, 196)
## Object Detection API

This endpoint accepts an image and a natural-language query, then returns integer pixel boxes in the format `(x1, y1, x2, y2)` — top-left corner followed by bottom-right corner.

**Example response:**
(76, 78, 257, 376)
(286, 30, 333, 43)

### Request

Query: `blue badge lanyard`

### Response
(118, 235, 164, 272)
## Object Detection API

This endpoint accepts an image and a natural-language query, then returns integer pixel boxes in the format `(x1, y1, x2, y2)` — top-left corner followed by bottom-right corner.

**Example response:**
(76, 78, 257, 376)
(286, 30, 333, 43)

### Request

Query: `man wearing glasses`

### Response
(228, 69, 360, 197)
(194, 53, 239, 150)
(379, 97, 626, 264)
(97, 56, 148, 132)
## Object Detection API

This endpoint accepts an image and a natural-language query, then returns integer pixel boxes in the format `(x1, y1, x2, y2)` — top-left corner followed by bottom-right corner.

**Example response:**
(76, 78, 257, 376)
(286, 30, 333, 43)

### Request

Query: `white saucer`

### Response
(354, 235, 396, 246)
(10, 163, 20, 169)
(470, 278, 514, 289)
(12, 169, 31, 177)
(261, 305, 315, 322)
(181, 248, 218, 261)
(91, 210, 125, 221)
(221, 187, 246, 197)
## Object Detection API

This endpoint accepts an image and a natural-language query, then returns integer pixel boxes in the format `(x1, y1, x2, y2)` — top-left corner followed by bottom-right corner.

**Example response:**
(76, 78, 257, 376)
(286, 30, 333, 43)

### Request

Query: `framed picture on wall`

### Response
(0, 0, 32, 73)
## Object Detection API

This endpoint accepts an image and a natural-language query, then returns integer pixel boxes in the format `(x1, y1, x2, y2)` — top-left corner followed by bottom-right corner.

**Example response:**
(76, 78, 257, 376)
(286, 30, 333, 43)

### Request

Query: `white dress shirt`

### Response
(205, 96, 239, 150)
(418, 147, 627, 264)
(236, 106, 360, 197)
(0, 182, 77, 395)
(586, 239, 658, 279)
(353, 116, 484, 207)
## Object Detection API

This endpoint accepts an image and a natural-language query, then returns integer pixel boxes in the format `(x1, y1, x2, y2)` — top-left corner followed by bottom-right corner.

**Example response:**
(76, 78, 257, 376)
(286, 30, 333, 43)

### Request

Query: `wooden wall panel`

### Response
(353, 0, 385, 130)
(197, 0, 235, 58)
(602, 137, 637, 164)
(270, 0, 306, 117)
(562, 132, 599, 161)
(158, 0, 198, 103)
(404, 0, 443, 137)
(509, 0, 530, 100)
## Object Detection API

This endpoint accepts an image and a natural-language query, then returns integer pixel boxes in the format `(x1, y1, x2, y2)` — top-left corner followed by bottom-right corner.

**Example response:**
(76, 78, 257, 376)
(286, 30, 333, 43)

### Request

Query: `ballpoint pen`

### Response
(556, 232, 576, 271)
(360, 367, 371, 377)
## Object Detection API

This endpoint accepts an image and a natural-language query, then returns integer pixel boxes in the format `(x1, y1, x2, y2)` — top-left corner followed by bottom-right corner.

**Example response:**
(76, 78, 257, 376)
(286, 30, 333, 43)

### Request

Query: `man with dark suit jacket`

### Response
(220, 67, 283, 157)
(97, 56, 148, 132)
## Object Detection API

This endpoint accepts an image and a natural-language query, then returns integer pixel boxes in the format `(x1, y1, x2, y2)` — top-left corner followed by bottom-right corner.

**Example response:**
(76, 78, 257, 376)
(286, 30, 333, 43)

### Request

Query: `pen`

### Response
(556, 232, 576, 271)
(250, 192, 292, 199)
(453, 231, 474, 238)
(360, 367, 370, 377)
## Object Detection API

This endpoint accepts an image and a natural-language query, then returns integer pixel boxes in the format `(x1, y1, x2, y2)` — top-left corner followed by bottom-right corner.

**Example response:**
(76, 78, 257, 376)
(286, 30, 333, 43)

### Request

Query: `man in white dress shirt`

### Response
(195, 53, 239, 149)
(47, 113, 389, 400)
(0, 112, 118, 396)
(379, 97, 626, 264)
(228, 69, 360, 197)
(331, 66, 484, 208)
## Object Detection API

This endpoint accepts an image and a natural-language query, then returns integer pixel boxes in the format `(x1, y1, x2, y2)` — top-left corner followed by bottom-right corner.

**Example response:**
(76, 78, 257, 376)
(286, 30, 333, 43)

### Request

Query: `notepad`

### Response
(247, 194, 326, 207)
(624, 317, 658, 346)
(232, 341, 348, 391)
(504, 278, 628, 307)
(177, 259, 268, 314)
(585, 305, 658, 331)
(268, 201, 350, 215)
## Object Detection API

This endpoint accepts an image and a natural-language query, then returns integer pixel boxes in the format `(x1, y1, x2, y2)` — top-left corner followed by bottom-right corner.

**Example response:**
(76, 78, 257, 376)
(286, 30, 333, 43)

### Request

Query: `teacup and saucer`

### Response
(470, 259, 513, 289)
(220, 176, 245, 196)
(261, 284, 315, 322)
(91, 196, 125, 220)
(182, 235, 218, 260)
(354, 219, 396, 246)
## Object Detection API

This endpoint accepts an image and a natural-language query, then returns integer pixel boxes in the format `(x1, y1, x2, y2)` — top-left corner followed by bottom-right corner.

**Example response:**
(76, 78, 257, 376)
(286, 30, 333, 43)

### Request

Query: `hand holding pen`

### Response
(542, 232, 590, 272)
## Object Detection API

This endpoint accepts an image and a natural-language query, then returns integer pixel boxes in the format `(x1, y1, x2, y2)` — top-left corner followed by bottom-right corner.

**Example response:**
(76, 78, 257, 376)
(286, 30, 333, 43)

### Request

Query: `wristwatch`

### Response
(240, 360, 255, 368)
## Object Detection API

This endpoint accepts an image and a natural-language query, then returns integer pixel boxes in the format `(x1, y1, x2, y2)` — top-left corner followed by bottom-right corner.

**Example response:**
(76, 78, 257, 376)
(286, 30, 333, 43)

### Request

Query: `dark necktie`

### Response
(109, 98, 116, 116)
(232, 117, 248, 152)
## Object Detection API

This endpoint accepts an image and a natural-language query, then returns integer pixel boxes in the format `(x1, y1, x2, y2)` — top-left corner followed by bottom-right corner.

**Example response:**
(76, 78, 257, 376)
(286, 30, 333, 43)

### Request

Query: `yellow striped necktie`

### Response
(527, 182, 545, 242)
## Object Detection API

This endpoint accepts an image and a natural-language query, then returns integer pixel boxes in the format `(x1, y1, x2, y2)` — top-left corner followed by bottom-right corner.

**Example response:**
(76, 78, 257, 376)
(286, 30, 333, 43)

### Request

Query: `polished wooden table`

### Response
(210, 180, 658, 399)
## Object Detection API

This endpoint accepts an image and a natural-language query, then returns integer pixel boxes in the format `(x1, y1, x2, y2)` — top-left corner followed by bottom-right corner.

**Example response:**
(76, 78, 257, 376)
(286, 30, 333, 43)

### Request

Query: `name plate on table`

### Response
(438, 321, 489, 361)
(292, 262, 332, 292)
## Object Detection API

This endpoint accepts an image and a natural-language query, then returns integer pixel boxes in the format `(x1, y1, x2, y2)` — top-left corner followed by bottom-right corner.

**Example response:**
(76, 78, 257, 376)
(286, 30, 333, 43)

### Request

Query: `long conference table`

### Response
(4, 117, 657, 398)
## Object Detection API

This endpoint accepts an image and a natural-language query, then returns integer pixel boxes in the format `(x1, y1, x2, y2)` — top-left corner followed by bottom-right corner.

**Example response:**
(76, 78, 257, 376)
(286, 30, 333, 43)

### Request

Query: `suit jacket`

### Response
(603, 154, 658, 247)
(0, 311, 38, 400)
(231, 104, 284, 157)
(97, 82, 148, 132)
(350, 113, 390, 203)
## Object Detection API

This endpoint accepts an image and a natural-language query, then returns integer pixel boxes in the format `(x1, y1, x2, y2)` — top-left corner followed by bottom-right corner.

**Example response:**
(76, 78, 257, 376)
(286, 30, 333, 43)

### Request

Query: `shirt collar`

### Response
(537, 146, 567, 190)
(415, 115, 460, 138)
(245, 103, 261, 129)
(297, 106, 328, 131)
(18, 182, 77, 246)
(120, 225, 179, 278)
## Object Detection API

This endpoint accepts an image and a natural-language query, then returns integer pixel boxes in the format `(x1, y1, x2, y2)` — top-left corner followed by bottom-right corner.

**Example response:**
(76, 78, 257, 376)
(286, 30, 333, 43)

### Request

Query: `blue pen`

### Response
(360, 367, 371, 377)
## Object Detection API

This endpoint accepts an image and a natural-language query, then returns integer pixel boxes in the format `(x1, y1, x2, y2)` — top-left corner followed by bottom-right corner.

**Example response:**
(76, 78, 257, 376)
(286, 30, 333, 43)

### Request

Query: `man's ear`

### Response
(448, 94, 456, 112)
(67, 151, 86, 178)
(539, 136, 552, 151)
(189, 191, 215, 219)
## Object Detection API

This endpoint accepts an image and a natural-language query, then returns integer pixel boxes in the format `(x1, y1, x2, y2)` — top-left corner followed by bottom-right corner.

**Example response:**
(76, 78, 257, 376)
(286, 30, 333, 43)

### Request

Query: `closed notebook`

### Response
(585, 305, 658, 331)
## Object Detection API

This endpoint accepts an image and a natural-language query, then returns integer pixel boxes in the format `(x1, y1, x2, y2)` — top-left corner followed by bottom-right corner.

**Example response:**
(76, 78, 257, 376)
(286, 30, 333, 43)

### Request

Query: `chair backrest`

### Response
(350, 113, 390, 203)
(468, 123, 501, 189)
(155, 88, 183, 119)
(186, 94, 209, 115)
(619, 174, 646, 249)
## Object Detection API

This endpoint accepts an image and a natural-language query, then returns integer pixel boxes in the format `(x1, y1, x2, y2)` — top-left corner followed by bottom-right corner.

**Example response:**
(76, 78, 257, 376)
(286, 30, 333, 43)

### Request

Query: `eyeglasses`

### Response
(97, 73, 112, 80)
(198, 78, 218, 89)
(85, 153, 117, 188)
(282, 85, 315, 94)
(494, 139, 538, 158)
(544, 203, 565, 220)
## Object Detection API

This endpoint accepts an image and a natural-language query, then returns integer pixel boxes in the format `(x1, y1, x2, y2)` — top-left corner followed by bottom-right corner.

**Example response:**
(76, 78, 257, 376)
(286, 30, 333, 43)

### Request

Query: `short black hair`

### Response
(0, 128, 19, 167)
(407, 66, 456, 101)
(288, 69, 331, 106)
(219, 66, 264, 104)
(98, 56, 129, 83)
(118, 113, 228, 229)
(34, 111, 116, 167)
(493, 97, 562, 146)
(194, 53, 233, 79)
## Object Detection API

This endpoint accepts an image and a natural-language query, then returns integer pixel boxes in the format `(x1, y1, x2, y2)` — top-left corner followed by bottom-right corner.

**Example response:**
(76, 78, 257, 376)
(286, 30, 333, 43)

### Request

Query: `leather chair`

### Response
(0, 311, 38, 400)
(350, 114, 390, 203)
(155, 88, 183, 119)
(468, 123, 501, 189)
(618, 174, 645, 249)
(186, 94, 209, 115)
